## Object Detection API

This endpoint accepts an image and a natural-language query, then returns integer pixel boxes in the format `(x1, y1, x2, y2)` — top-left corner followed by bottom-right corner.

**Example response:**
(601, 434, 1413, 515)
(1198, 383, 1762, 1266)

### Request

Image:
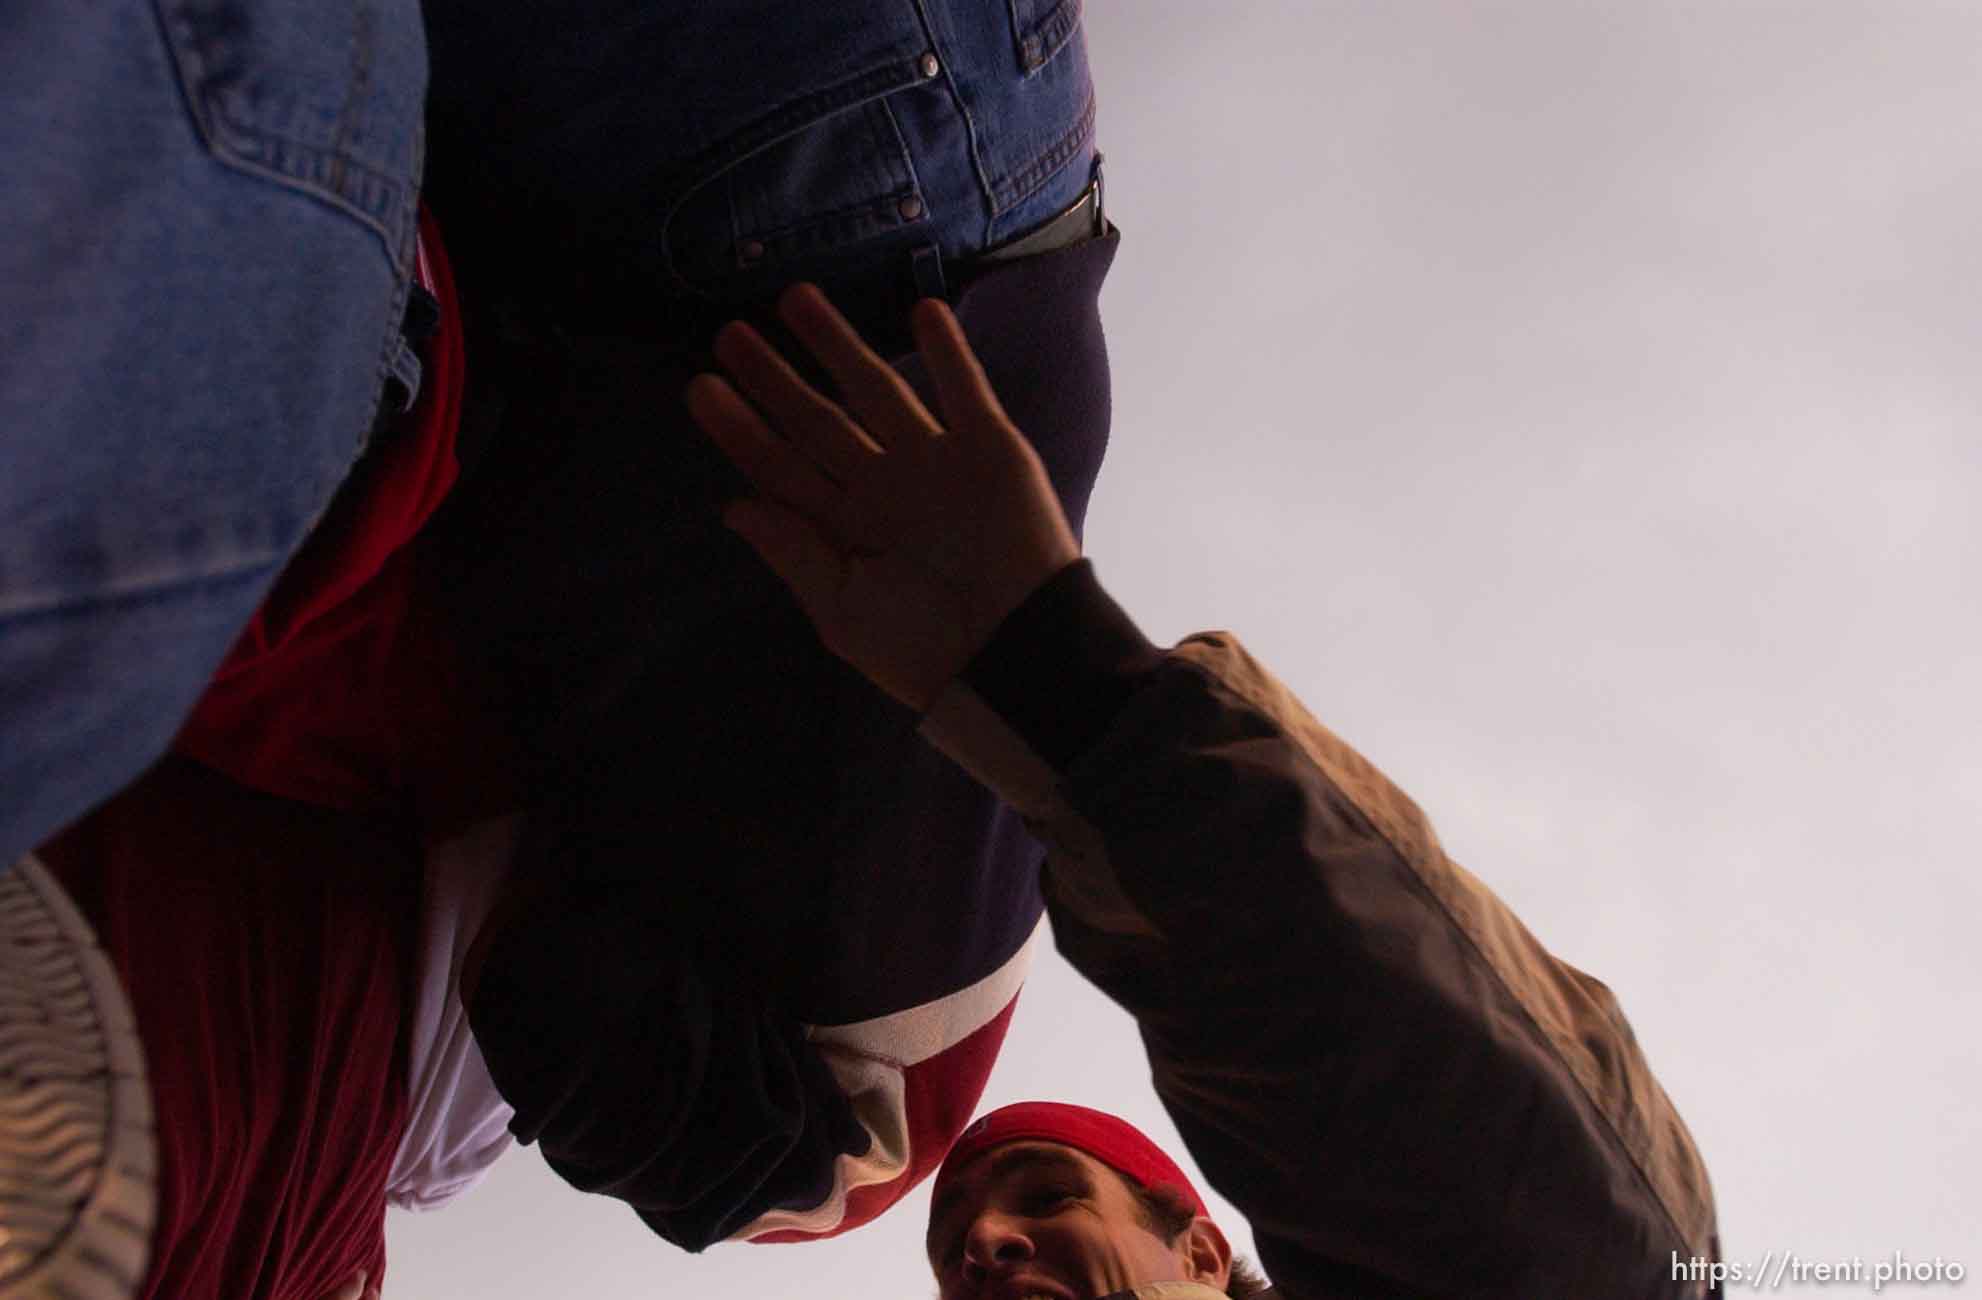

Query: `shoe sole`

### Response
(0, 854, 154, 1300)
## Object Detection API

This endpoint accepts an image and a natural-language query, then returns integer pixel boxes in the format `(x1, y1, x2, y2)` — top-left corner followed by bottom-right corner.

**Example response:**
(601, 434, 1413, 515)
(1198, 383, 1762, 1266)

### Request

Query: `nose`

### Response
(960, 1210, 1035, 1280)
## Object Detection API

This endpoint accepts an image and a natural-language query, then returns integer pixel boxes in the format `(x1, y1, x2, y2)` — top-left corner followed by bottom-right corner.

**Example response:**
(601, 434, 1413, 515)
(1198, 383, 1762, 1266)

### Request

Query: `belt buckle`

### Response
(979, 175, 1106, 263)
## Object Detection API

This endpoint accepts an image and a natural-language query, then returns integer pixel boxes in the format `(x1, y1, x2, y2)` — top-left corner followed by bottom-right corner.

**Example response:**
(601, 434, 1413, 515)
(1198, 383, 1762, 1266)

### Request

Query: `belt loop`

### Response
(385, 334, 424, 414)
(911, 242, 948, 302)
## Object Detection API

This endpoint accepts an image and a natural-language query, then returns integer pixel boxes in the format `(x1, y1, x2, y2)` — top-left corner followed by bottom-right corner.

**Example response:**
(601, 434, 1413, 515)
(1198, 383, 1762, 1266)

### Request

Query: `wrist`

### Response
(960, 558, 1163, 766)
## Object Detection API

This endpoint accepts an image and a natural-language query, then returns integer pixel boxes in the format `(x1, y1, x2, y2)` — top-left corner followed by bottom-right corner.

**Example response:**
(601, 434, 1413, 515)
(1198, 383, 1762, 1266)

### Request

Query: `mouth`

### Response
(993, 1281, 1075, 1300)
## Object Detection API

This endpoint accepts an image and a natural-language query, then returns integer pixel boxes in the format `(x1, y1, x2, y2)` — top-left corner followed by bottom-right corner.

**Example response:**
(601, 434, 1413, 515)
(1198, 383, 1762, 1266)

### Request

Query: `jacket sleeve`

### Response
(919, 561, 1721, 1300)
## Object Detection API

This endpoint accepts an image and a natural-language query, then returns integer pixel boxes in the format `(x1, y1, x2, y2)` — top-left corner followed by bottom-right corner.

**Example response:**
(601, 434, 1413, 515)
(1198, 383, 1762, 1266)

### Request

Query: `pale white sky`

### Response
(388, 4, 1982, 1295)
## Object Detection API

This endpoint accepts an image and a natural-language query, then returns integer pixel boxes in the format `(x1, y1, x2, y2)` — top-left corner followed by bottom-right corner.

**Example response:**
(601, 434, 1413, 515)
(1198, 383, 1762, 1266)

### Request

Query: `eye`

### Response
(1020, 1183, 1080, 1214)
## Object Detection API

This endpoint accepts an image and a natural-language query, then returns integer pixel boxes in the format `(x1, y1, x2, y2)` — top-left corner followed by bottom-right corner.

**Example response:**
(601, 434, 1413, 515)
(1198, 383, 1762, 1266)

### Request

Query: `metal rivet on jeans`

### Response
(1022, 35, 1042, 68)
(897, 194, 925, 221)
(920, 51, 941, 79)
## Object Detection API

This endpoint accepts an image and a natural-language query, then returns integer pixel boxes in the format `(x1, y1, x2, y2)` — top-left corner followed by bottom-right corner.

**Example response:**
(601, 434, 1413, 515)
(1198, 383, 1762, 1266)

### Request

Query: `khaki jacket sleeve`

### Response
(922, 629, 1719, 1300)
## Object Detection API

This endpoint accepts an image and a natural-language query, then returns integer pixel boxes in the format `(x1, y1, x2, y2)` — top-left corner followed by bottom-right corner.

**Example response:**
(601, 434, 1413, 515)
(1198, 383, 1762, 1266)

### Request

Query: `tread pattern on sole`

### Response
(0, 855, 154, 1300)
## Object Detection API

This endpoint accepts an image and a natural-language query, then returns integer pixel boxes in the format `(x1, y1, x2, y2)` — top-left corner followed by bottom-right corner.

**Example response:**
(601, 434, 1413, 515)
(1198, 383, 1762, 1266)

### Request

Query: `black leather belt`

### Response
(979, 175, 1107, 263)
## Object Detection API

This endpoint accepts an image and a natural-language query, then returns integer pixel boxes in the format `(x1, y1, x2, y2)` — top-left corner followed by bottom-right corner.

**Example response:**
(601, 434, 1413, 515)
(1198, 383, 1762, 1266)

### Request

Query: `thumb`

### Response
(722, 498, 845, 615)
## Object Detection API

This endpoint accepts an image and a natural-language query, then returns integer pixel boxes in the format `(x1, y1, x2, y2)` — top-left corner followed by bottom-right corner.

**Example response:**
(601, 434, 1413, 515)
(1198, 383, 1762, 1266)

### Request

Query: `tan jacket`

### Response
(1112, 1284, 1245, 1300)
(922, 562, 1719, 1300)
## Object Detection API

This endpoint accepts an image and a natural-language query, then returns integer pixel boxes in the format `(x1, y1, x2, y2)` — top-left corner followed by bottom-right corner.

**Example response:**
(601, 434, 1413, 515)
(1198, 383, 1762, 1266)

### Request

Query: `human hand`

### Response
(686, 284, 1080, 711)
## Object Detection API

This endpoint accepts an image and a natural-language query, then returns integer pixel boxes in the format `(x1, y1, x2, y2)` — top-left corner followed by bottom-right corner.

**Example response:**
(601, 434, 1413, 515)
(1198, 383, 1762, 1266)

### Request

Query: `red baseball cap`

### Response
(934, 1101, 1209, 1217)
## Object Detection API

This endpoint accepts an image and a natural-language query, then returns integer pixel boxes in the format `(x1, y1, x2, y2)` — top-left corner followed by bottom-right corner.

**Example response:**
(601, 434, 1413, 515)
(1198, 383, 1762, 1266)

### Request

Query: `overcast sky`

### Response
(388, 4, 1982, 1295)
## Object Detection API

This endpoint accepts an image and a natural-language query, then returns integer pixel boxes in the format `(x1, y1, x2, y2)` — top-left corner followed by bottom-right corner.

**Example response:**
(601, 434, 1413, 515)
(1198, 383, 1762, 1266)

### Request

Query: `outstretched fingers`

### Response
(909, 297, 1014, 439)
(777, 283, 942, 443)
(685, 372, 847, 530)
(712, 319, 882, 483)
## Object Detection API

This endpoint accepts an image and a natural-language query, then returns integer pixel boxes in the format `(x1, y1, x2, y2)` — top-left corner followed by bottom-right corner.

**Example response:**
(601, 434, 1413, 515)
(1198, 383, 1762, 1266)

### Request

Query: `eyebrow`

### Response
(925, 1146, 1094, 1259)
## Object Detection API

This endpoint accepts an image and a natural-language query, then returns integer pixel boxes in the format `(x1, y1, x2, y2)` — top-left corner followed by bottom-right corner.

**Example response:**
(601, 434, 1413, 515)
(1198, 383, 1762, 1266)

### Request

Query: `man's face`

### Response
(924, 1141, 1213, 1300)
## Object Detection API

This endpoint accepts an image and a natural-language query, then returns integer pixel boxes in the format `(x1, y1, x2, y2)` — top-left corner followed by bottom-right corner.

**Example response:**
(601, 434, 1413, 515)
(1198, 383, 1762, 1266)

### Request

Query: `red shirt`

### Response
(42, 759, 418, 1300)
(177, 206, 504, 826)
(45, 209, 496, 1300)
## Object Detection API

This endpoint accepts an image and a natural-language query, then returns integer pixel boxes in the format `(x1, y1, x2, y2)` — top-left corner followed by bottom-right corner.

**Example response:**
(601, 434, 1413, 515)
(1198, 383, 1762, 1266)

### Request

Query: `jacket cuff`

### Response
(960, 559, 1164, 771)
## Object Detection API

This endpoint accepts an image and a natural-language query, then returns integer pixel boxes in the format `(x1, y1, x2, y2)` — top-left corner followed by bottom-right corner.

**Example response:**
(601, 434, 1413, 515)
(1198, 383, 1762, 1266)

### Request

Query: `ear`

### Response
(1179, 1215, 1232, 1291)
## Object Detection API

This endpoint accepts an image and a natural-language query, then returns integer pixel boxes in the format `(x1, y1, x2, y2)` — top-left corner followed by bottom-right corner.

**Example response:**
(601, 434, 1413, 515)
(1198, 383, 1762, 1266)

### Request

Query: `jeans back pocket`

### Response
(661, 59, 928, 295)
(153, 0, 426, 263)
(1007, 0, 1083, 74)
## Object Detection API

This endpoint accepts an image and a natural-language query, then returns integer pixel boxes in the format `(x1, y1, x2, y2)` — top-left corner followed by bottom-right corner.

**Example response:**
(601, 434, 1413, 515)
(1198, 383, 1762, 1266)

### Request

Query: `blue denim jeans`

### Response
(423, 0, 1097, 328)
(0, 0, 429, 864)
